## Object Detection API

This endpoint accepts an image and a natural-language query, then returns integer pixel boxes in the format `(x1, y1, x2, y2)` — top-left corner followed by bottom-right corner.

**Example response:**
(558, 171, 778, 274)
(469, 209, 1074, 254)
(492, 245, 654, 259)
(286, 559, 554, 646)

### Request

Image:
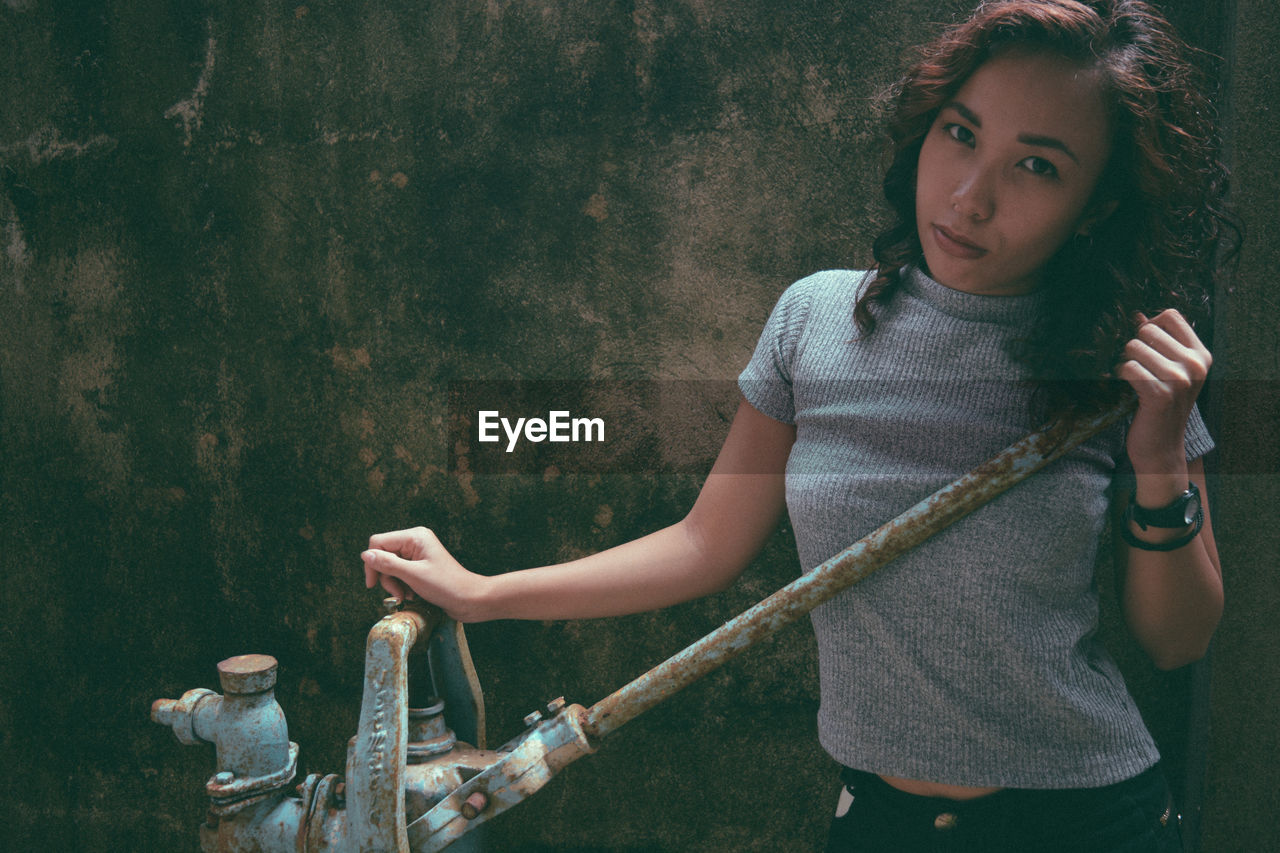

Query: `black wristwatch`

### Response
(1124, 481, 1201, 530)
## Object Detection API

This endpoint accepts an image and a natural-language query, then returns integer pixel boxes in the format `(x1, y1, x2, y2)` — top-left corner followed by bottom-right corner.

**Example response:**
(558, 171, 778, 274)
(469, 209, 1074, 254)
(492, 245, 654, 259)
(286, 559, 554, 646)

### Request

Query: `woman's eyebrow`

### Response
(944, 100, 983, 127)
(1016, 133, 1079, 164)
(942, 100, 1080, 164)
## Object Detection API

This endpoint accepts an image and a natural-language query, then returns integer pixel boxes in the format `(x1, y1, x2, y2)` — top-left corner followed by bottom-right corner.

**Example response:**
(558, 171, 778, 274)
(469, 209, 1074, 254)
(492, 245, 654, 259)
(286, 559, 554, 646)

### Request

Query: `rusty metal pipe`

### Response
(583, 402, 1133, 739)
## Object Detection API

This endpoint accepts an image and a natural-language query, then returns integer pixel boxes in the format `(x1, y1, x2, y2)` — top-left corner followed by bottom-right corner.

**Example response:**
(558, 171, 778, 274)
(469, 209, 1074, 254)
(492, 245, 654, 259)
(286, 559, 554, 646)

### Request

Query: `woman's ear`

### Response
(1077, 199, 1120, 237)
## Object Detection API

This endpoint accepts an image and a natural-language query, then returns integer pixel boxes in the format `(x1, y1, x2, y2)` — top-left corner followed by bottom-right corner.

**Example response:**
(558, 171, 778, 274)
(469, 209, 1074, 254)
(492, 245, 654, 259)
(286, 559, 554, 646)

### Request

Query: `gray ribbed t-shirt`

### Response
(738, 267, 1213, 788)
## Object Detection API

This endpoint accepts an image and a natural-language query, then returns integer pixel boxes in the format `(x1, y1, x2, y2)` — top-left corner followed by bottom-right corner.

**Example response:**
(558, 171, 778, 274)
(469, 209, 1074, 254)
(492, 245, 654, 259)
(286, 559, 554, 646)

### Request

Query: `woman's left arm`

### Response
(1114, 309, 1224, 671)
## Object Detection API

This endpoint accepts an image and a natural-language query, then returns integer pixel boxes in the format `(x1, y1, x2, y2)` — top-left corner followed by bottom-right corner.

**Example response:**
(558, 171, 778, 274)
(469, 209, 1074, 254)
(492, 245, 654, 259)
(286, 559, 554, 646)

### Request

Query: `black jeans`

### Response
(826, 764, 1182, 853)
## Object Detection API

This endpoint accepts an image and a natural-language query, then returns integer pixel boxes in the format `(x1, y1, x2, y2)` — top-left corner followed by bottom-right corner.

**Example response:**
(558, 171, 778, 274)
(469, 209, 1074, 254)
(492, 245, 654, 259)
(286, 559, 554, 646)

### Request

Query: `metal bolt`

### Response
(461, 792, 488, 820)
(213, 771, 235, 786)
(523, 710, 543, 727)
(545, 696, 566, 716)
(383, 596, 403, 615)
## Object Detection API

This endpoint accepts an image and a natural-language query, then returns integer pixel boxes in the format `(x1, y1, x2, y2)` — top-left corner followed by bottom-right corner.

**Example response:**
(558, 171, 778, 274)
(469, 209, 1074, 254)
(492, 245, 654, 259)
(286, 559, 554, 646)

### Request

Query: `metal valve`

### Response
(153, 603, 493, 852)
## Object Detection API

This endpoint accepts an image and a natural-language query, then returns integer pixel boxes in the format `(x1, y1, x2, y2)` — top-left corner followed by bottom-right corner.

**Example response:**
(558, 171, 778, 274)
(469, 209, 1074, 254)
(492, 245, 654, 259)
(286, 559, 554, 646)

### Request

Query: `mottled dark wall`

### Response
(1200, 1, 1280, 851)
(1, 1, 1273, 851)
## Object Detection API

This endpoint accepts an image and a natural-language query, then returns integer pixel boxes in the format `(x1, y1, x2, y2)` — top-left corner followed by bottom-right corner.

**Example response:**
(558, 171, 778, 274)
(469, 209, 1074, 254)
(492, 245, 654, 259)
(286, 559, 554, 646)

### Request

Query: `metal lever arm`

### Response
(346, 604, 440, 853)
(584, 401, 1135, 737)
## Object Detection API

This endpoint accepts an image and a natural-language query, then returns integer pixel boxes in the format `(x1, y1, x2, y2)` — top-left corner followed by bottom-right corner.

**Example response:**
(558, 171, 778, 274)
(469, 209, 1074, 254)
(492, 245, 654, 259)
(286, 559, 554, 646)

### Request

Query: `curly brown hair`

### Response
(859, 0, 1239, 421)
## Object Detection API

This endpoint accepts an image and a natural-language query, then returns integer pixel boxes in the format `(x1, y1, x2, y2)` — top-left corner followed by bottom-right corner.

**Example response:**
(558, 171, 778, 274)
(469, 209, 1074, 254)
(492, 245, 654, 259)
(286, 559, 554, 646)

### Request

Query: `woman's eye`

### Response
(1021, 156, 1059, 178)
(943, 123, 975, 146)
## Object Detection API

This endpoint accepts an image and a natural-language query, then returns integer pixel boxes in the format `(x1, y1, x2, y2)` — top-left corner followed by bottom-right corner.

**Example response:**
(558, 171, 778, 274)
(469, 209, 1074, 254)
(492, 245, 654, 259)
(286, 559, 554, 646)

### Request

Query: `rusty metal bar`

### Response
(583, 401, 1134, 739)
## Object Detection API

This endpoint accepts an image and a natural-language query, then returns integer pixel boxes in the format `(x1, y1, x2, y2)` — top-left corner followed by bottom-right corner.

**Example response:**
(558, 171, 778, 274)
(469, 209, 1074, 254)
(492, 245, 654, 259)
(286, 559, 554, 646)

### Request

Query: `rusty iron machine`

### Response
(153, 404, 1131, 851)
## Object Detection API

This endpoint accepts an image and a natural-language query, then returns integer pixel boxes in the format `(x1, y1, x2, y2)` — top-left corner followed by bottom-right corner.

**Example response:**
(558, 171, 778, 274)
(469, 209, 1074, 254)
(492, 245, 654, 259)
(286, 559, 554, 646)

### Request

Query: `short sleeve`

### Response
(1184, 403, 1215, 461)
(737, 275, 819, 425)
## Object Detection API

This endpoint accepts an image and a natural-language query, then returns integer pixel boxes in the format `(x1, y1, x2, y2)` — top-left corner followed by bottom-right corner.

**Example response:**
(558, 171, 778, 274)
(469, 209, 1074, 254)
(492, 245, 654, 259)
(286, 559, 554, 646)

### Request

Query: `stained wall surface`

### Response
(0, 1, 1274, 851)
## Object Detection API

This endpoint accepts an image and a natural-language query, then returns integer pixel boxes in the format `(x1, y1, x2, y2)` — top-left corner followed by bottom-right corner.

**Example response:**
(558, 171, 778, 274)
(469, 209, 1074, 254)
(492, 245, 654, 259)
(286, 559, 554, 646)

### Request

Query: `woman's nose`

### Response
(950, 168, 995, 221)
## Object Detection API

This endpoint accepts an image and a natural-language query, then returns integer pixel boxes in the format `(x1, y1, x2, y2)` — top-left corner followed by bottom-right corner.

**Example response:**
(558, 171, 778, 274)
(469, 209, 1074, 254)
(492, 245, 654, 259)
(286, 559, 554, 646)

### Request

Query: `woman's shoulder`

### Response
(772, 269, 874, 318)
(788, 268, 875, 298)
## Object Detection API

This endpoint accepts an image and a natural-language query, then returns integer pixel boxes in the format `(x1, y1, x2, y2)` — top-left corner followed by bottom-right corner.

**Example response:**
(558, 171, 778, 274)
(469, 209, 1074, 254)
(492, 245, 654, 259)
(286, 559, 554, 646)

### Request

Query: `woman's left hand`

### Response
(1115, 309, 1212, 472)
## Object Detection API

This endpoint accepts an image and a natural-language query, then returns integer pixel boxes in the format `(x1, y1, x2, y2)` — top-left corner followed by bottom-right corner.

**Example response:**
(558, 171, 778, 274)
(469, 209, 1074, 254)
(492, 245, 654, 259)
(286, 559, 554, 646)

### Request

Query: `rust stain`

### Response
(329, 344, 372, 374)
(163, 25, 216, 149)
(393, 444, 422, 476)
(451, 424, 480, 507)
(55, 246, 131, 494)
(583, 191, 608, 222)
(454, 462, 478, 508)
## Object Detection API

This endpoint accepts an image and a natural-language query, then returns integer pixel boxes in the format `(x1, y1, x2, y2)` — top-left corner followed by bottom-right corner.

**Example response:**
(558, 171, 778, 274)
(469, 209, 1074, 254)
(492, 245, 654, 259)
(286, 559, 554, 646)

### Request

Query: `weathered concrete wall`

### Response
(1200, 0, 1280, 851)
(0, 1, 1272, 850)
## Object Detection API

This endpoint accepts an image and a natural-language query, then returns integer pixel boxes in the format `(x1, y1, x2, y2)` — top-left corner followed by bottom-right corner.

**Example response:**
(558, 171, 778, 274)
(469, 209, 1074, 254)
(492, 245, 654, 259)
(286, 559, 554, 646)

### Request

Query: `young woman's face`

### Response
(915, 49, 1113, 296)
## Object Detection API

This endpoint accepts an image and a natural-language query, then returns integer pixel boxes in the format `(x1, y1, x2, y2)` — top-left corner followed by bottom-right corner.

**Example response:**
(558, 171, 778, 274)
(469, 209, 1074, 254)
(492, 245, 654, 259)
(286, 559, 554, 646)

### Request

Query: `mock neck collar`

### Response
(900, 265, 1045, 327)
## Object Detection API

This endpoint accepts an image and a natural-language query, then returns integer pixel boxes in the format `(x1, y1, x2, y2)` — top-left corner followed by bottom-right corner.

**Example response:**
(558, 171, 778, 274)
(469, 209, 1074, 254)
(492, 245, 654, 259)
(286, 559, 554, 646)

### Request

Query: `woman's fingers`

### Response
(361, 526, 477, 619)
(1145, 308, 1211, 353)
(1122, 339, 1191, 392)
(361, 547, 416, 581)
(1114, 356, 1177, 408)
(367, 526, 437, 560)
(1131, 310, 1211, 367)
(1134, 318, 1209, 376)
(362, 548, 425, 603)
(1119, 309, 1213, 470)
(378, 573, 409, 601)
(1118, 309, 1210, 400)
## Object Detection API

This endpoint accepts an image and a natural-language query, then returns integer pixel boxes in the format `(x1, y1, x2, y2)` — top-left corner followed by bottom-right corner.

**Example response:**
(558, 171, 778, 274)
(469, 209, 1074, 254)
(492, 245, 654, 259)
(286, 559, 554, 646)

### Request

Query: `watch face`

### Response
(1183, 492, 1202, 526)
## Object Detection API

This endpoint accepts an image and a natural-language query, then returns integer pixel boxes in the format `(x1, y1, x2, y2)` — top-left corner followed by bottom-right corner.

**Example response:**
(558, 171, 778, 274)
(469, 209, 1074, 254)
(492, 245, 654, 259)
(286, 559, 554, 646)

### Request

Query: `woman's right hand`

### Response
(362, 527, 490, 622)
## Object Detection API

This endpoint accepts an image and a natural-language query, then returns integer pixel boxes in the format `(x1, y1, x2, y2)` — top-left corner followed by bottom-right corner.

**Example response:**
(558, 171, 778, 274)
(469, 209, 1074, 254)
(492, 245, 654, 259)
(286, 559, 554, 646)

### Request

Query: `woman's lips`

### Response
(932, 224, 987, 260)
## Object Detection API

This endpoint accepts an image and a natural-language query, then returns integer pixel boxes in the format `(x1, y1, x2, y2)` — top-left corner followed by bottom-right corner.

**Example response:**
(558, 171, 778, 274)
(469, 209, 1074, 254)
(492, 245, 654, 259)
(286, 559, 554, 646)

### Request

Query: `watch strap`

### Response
(1125, 481, 1200, 530)
(1120, 505, 1204, 552)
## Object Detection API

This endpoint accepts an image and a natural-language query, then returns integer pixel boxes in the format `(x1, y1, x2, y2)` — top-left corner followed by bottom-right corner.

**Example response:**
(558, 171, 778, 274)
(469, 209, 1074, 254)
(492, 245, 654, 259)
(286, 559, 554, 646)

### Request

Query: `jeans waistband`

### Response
(838, 763, 1168, 822)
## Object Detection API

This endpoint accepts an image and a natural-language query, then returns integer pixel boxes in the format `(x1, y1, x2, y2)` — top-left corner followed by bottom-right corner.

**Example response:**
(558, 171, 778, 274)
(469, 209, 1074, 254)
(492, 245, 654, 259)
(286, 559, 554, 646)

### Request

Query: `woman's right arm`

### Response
(361, 397, 795, 623)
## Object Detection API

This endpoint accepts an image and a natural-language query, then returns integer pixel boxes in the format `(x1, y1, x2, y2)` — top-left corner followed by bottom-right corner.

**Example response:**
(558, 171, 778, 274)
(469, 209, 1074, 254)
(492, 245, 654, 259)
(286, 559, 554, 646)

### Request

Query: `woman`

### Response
(362, 2, 1234, 849)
